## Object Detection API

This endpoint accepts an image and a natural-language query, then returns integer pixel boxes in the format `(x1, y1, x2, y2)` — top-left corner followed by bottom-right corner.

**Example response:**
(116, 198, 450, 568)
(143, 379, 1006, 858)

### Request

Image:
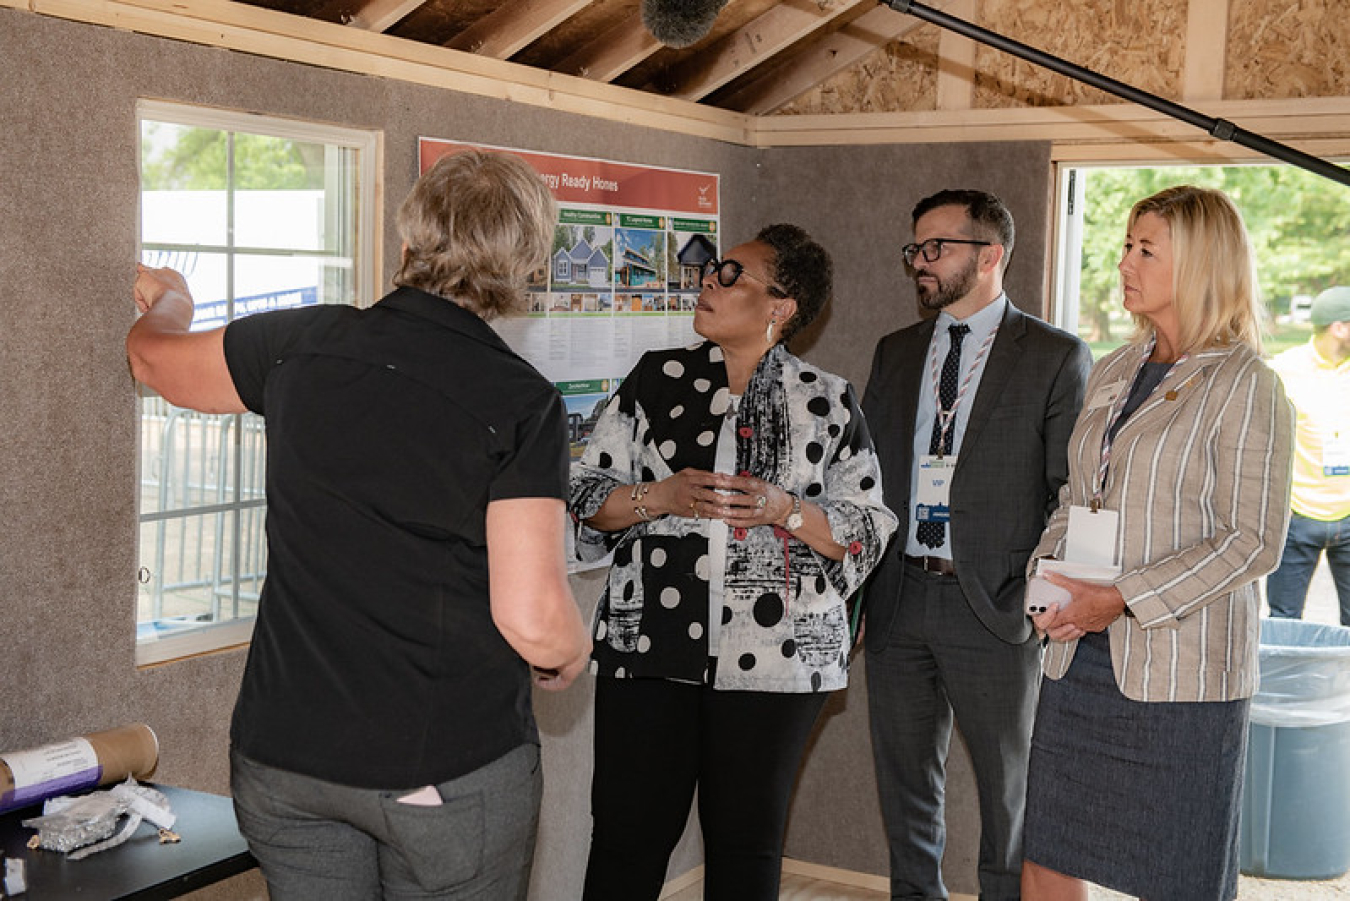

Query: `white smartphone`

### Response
(1025, 574, 1071, 615)
(1024, 558, 1122, 615)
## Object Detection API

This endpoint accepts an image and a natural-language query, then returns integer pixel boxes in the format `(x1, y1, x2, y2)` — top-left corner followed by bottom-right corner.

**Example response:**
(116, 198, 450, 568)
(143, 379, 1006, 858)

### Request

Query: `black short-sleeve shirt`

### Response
(223, 286, 568, 789)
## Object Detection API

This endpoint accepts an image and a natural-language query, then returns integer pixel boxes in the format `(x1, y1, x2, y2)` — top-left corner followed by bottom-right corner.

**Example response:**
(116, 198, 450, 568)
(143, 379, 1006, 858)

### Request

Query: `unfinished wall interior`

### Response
(777, 23, 942, 115)
(1226, 0, 1350, 100)
(777, 0, 1350, 116)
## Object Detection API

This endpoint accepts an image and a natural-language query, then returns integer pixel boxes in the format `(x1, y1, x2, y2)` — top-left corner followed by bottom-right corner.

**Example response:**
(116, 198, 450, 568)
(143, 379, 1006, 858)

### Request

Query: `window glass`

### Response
(136, 102, 377, 664)
(1055, 162, 1350, 360)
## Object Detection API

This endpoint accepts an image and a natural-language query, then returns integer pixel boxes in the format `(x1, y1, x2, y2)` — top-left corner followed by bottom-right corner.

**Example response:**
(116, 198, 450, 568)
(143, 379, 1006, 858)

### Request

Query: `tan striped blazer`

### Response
(1034, 339, 1294, 702)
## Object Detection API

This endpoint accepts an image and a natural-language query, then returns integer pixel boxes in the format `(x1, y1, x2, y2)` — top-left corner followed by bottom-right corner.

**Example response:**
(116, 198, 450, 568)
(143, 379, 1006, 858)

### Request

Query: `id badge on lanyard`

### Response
(916, 323, 998, 526)
(1325, 431, 1350, 477)
(916, 455, 956, 523)
(1072, 339, 1175, 567)
(1074, 375, 1128, 554)
(1065, 505, 1119, 567)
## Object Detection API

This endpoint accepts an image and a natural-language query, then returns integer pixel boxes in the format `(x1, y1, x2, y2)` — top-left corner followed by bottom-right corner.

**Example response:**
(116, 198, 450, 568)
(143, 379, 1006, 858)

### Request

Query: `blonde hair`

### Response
(394, 150, 557, 320)
(1126, 185, 1263, 354)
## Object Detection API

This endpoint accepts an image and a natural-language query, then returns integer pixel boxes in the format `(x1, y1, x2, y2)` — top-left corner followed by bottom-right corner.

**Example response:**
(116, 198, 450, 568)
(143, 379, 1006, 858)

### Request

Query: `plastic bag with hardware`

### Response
(20, 778, 175, 860)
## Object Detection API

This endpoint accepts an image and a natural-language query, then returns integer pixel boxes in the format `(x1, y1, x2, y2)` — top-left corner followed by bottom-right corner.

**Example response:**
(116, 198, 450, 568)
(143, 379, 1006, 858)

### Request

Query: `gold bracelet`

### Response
(631, 482, 651, 520)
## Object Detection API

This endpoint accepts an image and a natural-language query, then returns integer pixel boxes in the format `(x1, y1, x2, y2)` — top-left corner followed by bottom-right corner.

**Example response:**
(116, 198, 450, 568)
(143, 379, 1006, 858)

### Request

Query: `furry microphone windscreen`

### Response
(641, 0, 729, 49)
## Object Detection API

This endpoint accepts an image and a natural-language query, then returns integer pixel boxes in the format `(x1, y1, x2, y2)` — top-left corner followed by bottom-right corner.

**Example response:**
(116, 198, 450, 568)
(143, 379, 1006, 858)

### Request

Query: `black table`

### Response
(0, 784, 257, 899)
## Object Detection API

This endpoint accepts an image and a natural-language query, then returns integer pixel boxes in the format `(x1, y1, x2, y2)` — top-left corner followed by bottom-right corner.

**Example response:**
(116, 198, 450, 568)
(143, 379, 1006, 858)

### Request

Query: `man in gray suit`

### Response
(862, 189, 1091, 900)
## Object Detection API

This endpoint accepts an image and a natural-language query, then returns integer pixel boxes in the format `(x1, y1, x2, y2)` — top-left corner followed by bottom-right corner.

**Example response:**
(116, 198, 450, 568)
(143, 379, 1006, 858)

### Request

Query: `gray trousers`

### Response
(230, 744, 541, 900)
(866, 565, 1040, 901)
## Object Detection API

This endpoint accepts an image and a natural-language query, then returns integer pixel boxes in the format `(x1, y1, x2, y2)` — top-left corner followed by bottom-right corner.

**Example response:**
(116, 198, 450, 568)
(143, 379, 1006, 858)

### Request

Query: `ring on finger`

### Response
(755, 494, 767, 509)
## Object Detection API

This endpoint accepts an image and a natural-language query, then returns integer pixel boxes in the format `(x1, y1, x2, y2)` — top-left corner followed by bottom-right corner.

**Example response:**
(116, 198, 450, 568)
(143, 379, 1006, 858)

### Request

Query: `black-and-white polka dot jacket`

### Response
(570, 341, 899, 692)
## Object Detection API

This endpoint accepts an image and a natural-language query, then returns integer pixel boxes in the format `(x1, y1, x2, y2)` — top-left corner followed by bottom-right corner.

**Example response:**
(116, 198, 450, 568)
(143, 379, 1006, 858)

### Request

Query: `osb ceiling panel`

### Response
(971, 0, 1183, 108)
(776, 22, 942, 115)
(1226, 0, 1350, 100)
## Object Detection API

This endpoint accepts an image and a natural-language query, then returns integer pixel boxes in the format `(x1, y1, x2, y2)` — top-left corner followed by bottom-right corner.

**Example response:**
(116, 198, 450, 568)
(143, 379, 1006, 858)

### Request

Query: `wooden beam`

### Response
(341, 0, 425, 33)
(1054, 137, 1350, 166)
(1182, 0, 1229, 102)
(781, 859, 888, 894)
(19, 0, 1350, 160)
(934, 0, 974, 110)
(556, 11, 660, 81)
(719, 5, 928, 115)
(751, 96, 1350, 150)
(446, 0, 594, 59)
(28, 0, 753, 144)
(655, 0, 873, 102)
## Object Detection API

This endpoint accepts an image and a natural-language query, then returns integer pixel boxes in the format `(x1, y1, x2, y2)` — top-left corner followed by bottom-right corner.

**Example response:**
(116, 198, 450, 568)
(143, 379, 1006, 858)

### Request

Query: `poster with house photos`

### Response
(420, 138, 720, 461)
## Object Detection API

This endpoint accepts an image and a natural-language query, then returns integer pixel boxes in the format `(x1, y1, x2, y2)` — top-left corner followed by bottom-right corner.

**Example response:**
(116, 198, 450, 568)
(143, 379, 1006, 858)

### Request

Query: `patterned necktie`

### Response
(917, 323, 970, 549)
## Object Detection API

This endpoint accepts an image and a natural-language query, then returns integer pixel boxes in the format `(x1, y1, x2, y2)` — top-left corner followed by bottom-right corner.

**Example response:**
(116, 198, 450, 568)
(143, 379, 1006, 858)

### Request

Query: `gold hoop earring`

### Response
(766, 318, 776, 344)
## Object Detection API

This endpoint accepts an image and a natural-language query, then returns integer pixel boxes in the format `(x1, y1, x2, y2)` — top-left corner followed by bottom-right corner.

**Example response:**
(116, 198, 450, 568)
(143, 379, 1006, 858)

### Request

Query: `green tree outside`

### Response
(141, 123, 326, 190)
(1077, 164, 1350, 357)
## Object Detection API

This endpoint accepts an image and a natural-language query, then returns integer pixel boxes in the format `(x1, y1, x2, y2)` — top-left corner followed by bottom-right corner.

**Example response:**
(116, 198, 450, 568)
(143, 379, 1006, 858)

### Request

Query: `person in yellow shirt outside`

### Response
(1266, 286, 1350, 624)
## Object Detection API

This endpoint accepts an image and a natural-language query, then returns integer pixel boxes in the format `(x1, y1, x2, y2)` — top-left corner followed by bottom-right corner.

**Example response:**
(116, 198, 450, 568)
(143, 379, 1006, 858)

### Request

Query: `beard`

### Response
(916, 255, 979, 311)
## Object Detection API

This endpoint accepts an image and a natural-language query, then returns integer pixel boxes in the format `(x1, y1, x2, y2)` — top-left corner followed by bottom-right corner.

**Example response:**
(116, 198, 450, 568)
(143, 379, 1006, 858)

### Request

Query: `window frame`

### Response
(134, 100, 380, 666)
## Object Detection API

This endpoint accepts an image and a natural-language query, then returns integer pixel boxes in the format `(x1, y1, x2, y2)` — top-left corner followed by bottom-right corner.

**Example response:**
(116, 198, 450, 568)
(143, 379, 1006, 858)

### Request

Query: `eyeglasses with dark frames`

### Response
(700, 258, 787, 298)
(901, 238, 993, 267)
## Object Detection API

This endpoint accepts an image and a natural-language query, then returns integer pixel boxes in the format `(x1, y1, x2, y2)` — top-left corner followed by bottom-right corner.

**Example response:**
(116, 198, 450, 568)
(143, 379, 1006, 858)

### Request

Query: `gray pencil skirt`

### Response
(1023, 630, 1250, 901)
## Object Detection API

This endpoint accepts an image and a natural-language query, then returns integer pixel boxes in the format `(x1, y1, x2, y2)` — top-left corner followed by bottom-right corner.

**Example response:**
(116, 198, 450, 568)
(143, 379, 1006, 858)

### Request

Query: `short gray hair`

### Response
(394, 150, 556, 319)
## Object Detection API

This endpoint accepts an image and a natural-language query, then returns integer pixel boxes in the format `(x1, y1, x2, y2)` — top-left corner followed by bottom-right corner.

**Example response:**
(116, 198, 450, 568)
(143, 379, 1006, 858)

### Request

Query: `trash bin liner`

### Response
(1241, 618, 1350, 880)
(1250, 618, 1350, 728)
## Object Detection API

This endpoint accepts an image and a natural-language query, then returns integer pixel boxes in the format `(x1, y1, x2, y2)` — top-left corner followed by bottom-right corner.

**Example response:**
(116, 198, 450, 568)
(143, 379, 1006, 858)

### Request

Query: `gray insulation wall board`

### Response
(757, 141, 1053, 889)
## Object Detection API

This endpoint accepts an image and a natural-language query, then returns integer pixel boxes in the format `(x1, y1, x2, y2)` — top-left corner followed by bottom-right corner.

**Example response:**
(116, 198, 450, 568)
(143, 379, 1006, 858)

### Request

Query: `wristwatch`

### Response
(783, 493, 803, 531)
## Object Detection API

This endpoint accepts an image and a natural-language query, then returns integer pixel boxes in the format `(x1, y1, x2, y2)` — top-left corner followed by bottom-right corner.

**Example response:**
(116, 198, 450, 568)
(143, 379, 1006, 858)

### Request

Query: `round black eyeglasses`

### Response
(901, 238, 992, 267)
(700, 258, 787, 298)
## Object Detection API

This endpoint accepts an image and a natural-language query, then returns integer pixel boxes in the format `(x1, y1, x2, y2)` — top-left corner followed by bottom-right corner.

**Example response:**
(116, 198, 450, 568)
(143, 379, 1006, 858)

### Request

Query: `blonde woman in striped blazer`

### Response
(1020, 186, 1294, 901)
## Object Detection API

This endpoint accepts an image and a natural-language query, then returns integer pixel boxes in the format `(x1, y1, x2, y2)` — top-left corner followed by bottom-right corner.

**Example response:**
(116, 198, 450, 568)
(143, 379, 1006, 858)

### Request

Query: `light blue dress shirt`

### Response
(905, 295, 1008, 559)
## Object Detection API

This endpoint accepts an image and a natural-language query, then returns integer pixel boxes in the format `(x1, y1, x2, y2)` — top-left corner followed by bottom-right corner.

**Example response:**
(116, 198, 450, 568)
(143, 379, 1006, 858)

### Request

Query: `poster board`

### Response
(419, 138, 721, 460)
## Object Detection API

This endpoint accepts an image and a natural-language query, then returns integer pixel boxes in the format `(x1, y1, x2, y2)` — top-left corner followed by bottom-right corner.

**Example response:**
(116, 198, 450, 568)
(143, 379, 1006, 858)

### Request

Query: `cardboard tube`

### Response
(0, 723, 159, 813)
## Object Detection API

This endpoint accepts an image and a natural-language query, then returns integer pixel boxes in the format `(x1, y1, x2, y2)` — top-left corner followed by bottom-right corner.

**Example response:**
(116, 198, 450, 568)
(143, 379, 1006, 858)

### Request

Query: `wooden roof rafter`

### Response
(650, 0, 876, 102)
(332, 0, 425, 32)
(718, 1, 950, 114)
(16, 0, 1350, 168)
(556, 10, 660, 81)
(446, 0, 598, 58)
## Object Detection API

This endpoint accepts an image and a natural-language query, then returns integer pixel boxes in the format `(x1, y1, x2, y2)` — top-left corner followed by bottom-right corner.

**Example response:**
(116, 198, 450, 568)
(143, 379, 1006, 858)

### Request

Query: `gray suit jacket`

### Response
(861, 302, 1092, 648)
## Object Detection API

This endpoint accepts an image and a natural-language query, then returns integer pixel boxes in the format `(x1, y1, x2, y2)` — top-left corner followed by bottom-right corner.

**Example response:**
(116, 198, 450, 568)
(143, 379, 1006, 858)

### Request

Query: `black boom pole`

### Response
(881, 0, 1350, 189)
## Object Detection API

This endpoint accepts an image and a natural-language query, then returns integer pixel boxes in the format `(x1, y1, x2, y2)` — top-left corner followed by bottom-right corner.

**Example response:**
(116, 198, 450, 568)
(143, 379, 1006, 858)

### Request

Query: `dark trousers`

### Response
(1266, 511, 1350, 624)
(866, 565, 1041, 901)
(582, 673, 829, 901)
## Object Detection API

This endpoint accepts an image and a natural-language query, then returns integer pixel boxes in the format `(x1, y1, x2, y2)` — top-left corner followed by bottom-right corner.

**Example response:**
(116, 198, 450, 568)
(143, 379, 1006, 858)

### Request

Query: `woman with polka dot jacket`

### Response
(570, 223, 899, 901)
